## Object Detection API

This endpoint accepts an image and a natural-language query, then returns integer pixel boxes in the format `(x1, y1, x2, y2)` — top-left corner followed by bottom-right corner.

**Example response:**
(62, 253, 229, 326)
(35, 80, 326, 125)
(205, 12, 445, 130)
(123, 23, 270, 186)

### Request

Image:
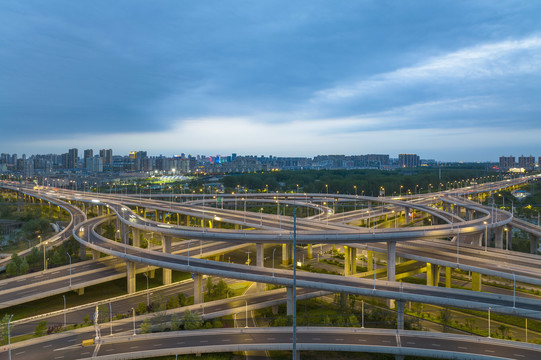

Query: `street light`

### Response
(67, 252, 72, 287)
(483, 221, 488, 251)
(143, 273, 149, 307)
(43, 241, 48, 271)
(488, 307, 491, 338)
(132, 307, 136, 335)
(8, 314, 13, 360)
(504, 227, 509, 251)
(259, 208, 264, 226)
(272, 247, 278, 277)
(63, 295, 67, 327)
(245, 300, 249, 328)
(187, 239, 192, 266)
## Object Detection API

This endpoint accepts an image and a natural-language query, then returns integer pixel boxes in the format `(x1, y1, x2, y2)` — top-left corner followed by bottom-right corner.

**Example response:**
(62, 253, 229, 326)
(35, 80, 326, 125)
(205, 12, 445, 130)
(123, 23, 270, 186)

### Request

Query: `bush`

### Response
(34, 321, 47, 336)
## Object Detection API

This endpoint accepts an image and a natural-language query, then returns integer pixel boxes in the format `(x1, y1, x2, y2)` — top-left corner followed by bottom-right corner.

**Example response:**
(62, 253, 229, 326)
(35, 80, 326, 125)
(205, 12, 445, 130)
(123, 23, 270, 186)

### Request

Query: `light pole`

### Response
(361, 300, 365, 328)
(187, 239, 192, 266)
(43, 241, 47, 271)
(484, 222, 488, 251)
(259, 208, 263, 226)
(272, 247, 278, 277)
(354, 185, 357, 210)
(109, 301, 113, 336)
(67, 252, 72, 287)
(8, 314, 13, 360)
(63, 295, 66, 327)
(488, 307, 491, 338)
(504, 227, 509, 251)
(132, 307, 136, 335)
(143, 273, 149, 307)
(244, 299, 249, 328)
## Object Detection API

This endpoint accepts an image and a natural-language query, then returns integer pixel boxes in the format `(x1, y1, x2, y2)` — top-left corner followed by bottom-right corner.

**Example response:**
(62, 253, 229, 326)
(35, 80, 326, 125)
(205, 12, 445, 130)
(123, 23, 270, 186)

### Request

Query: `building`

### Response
(84, 149, 93, 160)
(518, 155, 535, 170)
(99, 149, 113, 170)
(85, 156, 103, 173)
(398, 154, 420, 168)
(67, 148, 78, 169)
(499, 155, 515, 170)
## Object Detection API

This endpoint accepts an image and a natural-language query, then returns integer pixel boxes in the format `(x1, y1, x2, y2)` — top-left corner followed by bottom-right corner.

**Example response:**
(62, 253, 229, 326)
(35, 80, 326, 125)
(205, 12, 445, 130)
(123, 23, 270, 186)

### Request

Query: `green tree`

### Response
(170, 313, 181, 331)
(182, 309, 202, 330)
(136, 302, 147, 315)
(0, 314, 11, 345)
(215, 279, 228, 299)
(140, 318, 152, 333)
(166, 295, 179, 310)
(34, 321, 47, 336)
(439, 309, 451, 332)
(19, 258, 29, 275)
(348, 314, 360, 327)
(206, 276, 213, 296)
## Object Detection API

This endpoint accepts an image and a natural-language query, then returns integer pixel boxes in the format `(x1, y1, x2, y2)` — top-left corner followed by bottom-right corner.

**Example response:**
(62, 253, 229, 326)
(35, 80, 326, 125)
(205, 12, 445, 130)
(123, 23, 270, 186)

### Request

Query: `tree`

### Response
(140, 318, 152, 333)
(440, 309, 451, 332)
(166, 295, 179, 309)
(206, 276, 213, 296)
(34, 321, 47, 336)
(170, 313, 181, 331)
(182, 310, 202, 330)
(19, 258, 29, 275)
(0, 314, 11, 345)
(498, 324, 510, 339)
(215, 279, 228, 299)
(348, 314, 360, 327)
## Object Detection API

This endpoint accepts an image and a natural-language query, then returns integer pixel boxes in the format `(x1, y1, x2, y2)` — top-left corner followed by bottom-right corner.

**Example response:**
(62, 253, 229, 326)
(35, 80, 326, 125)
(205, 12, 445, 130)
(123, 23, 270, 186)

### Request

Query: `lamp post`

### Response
(354, 185, 357, 210)
(483, 222, 488, 251)
(132, 307, 136, 335)
(504, 227, 509, 251)
(361, 300, 365, 328)
(67, 252, 72, 287)
(259, 208, 263, 226)
(488, 307, 491, 338)
(109, 301, 113, 336)
(187, 239, 192, 266)
(8, 314, 13, 360)
(272, 247, 278, 277)
(143, 273, 149, 307)
(63, 295, 66, 327)
(43, 241, 47, 271)
(245, 300, 249, 328)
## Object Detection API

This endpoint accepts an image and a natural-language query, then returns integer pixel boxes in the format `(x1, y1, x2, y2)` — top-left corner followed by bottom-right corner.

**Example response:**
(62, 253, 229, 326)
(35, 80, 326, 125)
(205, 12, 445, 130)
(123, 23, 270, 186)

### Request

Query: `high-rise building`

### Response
(499, 155, 515, 170)
(398, 154, 420, 168)
(84, 149, 93, 160)
(99, 149, 113, 170)
(86, 156, 103, 173)
(518, 155, 535, 170)
(67, 148, 78, 169)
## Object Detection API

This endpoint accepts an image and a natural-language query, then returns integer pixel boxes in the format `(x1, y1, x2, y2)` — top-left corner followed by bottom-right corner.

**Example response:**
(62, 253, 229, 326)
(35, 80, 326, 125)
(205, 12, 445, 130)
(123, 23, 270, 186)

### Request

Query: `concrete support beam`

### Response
(162, 235, 172, 285)
(120, 221, 128, 245)
(79, 243, 87, 260)
(307, 244, 313, 260)
(495, 226, 504, 249)
(445, 267, 452, 288)
(282, 243, 291, 265)
(132, 228, 140, 248)
(505, 225, 512, 250)
(367, 251, 374, 272)
(387, 241, 396, 282)
(344, 246, 351, 276)
(91, 249, 100, 260)
(472, 272, 482, 292)
(286, 287, 294, 316)
(350, 247, 357, 275)
(530, 233, 538, 254)
(126, 261, 136, 294)
(194, 274, 203, 304)
(426, 262, 437, 286)
(396, 300, 405, 330)
(404, 207, 410, 224)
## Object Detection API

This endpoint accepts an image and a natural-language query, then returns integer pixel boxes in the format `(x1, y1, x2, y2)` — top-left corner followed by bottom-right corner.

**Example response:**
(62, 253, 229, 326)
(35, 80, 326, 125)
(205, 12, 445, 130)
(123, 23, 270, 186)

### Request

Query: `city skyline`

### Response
(1, 2, 541, 160)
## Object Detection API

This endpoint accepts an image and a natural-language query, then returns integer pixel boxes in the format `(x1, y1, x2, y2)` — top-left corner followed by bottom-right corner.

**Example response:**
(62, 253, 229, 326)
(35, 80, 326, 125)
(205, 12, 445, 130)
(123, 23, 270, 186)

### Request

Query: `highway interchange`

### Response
(1, 176, 541, 359)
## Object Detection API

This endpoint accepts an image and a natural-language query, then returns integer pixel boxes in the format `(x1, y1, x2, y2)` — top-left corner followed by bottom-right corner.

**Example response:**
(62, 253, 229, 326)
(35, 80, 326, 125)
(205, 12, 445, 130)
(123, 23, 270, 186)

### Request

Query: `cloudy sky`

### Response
(1, 1, 540, 161)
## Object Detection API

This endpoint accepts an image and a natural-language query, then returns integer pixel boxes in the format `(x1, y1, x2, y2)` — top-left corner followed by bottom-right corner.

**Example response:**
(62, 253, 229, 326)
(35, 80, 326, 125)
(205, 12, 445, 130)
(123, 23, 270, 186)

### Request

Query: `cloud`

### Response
(312, 35, 541, 103)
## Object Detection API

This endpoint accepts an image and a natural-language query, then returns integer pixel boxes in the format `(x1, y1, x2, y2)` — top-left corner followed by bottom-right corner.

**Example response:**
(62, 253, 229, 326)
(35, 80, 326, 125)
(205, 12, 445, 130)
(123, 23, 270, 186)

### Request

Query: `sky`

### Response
(1, 1, 540, 161)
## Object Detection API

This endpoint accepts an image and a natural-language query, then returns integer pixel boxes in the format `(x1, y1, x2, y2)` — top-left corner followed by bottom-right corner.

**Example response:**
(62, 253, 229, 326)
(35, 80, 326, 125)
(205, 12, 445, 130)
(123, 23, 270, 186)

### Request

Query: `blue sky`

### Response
(1, 1, 540, 161)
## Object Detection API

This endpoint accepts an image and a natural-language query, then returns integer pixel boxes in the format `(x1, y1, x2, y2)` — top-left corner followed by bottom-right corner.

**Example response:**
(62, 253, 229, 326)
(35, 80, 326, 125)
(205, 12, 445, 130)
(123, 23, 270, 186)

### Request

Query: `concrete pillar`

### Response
(256, 243, 265, 291)
(120, 221, 129, 245)
(126, 261, 136, 294)
(506, 225, 512, 250)
(350, 247, 357, 275)
(282, 243, 291, 265)
(344, 246, 351, 276)
(162, 235, 172, 285)
(404, 207, 410, 224)
(307, 244, 313, 260)
(286, 287, 294, 316)
(132, 228, 140, 248)
(495, 226, 504, 249)
(472, 272, 482, 292)
(396, 300, 405, 330)
(367, 251, 374, 271)
(445, 267, 452, 288)
(91, 249, 100, 260)
(79, 243, 87, 260)
(194, 274, 203, 304)
(530, 233, 538, 254)
(387, 241, 396, 282)
(426, 262, 436, 286)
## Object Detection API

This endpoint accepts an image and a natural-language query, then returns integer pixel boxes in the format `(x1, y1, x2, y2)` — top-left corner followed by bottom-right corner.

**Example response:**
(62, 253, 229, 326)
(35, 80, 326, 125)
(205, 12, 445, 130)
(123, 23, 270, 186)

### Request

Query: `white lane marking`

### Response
(406, 342, 416, 345)
(335, 338, 344, 341)
(458, 346, 468, 350)
(221, 339, 231, 342)
(432, 343, 441, 347)
(513, 354, 525, 358)
(153, 343, 162, 347)
(54, 357, 64, 359)
(485, 350, 495, 353)
(245, 338, 254, 341)
(43, 345, 52, 348)
(68, 338, 76, 342)
(81, 352, 90, 355)
(382, 340, 391, 343)
(267, 337, 276, 340)
(106, 348, 114, 352)
(15, 351, 25, 355)
(199, 340, 208, 343)
(129, 346, 138, 349)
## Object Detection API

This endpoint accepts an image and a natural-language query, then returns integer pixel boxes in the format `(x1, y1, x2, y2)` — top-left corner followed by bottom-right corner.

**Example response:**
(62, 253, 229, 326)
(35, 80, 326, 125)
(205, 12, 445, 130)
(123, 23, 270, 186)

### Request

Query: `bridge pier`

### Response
(126, 261, 136, 294)
(286, 287, 294, 316)
(387, 241, 396, 282)
(506, 225, 512, 250)
(79, 243, 87, 260)
(194, 274, 203, 304)
(472, 272, 482, 292)
(445, 267, 452, 288)
(530, 233, 538, 254)
(495, 226, 504, 249)
(282, 243, 291, 265)
(307, 244, 313, 260)
(396, 300, 405, 330)
(91, 249, 100, 260)
(120, 221, 129, 245)
(256, 243, 265, 291)
(132, 228, 140, 247)
(426, 263, 437, 286)
(404, 207, 410, 224)
(367, 251, 374, 271)
(162, 235, 172, 285)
